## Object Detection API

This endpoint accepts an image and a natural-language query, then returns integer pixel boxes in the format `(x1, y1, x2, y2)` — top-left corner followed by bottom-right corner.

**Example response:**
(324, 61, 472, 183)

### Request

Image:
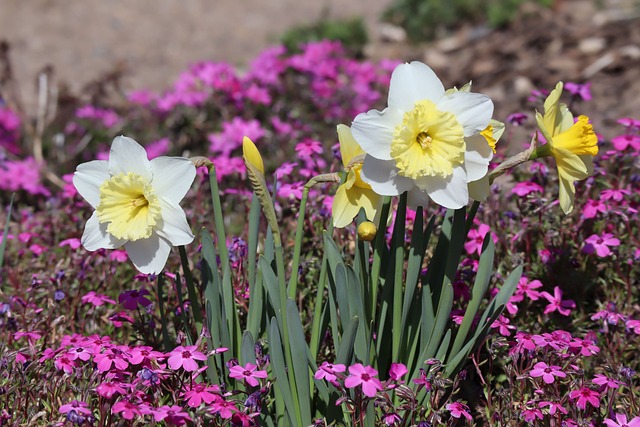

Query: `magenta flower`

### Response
(295, 139, 323, 158)
(582, 199, 608, 219)
(522, 407, 544, 422)
(464, 224, 497, 256)
(612, 134, 640, 151)
(314, 361, 346, 382)
(167, 345, 207, 372)
(112, 400, 143, 420)
(388, 363, 408, 381)
(583, 233, 621, 257)
(81, 291, 116, 307)
(511, 181, 544, 197)
(210, 399, 237, 419)
(592, 374, 623, 390)
(601, 188, 631, 202)
(344, 363, 383, 397)
(182, 383, 221, 407)
(568, 386, 601, 410)
(491, 315, 516, 337)
(13, 331, 42, 342)
(538, 401, 567, 415)
(94, 347, 130, 372)
(59, 238, 82, 249)
(59, 400, 91, 415)
(128, 346, 165, 365)
(604, 414, 640, 427)
(568, 337, 599, 356)
(447, 402, 473, 421)
(515, 277, 542, 301)
(564, 82, 592, 101)
(228, 362, 268, 387)
(540, 286, 575, 316)
(529, 362, 566, 384)
(118, 289, 152, 310)
(151, 405, 193, 425)
(506, 112, 528, 126)
(96, 381, 127, 399)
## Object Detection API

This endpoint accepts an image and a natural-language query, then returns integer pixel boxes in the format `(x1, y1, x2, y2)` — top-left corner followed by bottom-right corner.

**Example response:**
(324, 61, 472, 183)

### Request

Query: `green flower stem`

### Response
(288, 173, 340, 299)
(368, 196, 392, 325)
(488, 133, 539, 184)
(179, 245, 203, 334)
(309, 218, 335, 358)
(465, 200, 480, 235)
(155, 273, 172, 351)
(208, 166, 230, 272)
(392, 193, 407, 363)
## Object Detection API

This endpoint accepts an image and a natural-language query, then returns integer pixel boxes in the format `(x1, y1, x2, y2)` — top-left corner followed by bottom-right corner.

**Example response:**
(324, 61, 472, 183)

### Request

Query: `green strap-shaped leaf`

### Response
(267, 318, 297, 426)
(241, 331, 257, 366)
(286, 300, 312, 426)
(336, 316, 359, 366)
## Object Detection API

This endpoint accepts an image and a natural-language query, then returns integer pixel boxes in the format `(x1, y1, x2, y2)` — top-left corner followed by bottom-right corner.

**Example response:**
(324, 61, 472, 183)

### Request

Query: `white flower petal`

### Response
(406, 186, 430, 209)
(361, 155, 414, 196)
(124, 234, 172, 275)
(150, 157, 196, 203)
(437, 92, 493, 137)
(351, 108, 403, 161)
(156, 199, 195, 246)
(468, 176, 491, 202)
(388, 62, 445, 111)
(81, 211, 126, 251)
(73, 160, 110, 208)
(415, 167, 468, 209)
(109, 136, 152, 181)
(464, 134, 493, 182)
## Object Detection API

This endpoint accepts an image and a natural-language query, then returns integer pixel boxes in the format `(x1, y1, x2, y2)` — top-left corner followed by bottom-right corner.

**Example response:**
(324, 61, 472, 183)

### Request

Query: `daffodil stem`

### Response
(155, 273, 172, 351)
(369, 196, 392, 336)
(392, 193, 407, 363)
(488, 134, 539, 184)
(208, 166, 230, 272)
(179, 245, 203, 334)
(465, 200, 480, 234)
(309, 240, 331, 359)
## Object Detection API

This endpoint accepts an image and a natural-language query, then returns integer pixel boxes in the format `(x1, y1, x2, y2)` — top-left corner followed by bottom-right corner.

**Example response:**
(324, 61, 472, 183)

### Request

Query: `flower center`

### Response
(96, 172, 161, 241)
(391, 100, 465, 179)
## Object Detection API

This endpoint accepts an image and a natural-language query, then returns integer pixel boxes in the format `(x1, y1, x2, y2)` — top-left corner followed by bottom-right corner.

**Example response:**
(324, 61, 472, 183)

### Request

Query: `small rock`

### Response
(619, 44, 640, 59)
(579, 37, 606, 54)
(513, 76, 534, 97)
(378, 23, 407, 43)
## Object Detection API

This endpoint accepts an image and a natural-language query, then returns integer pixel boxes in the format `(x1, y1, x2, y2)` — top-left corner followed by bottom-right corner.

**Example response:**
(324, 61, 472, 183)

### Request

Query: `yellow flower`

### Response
(332, 124, 381, 228)
(242, 136, 265, 175)
(535, 82, 598, 214)
(357, 221, 377, 241)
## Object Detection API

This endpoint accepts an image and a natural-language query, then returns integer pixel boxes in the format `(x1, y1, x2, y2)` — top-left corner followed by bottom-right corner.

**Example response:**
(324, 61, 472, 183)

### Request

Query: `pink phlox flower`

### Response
(112, 399, 143, 420)
(54, 352, 77, 374)
(604, 414, 640, 427)
(59, 400, 91, 415)
(601, 189, 631, 202)
(568, 386, 601, 410)
(128, 346, 165, 365)
(522, 406, 544, 423)
(568, 338, 600, 356)
(0, 157, 51, 196)
(243, 84, 272, 105)
(39, 347, 59, 362)
(506, 112, 528, 126)
(591, 306, 626, 325)
(277, 181, 304, 200)
(314, 361, 346, 382)
(145, 138, 170, 159)
(118, 289, 152, 310)
(464, 223, 497, 256)
(617, 117, 640, 129)
(60, 334, 85, 347)
(388, 363, 408, 382)
(512, 181, 544, 196)
(491, 315, 516, 337)
(274, 162, 297, 180)
(81, 291, 116, 307)
(515, 278, 542, 301)
(228, 362, 268, 387)
(94, 347, 130, 372)
(447, 402, 473, 421)
(13, 330, 42, 342)
(295, 139, 323, 158)
(583, 233, 621, 257)
(59, 238, 82, 249)
(532, 333, 564, 350)
(582, 199, 608, 219)
(564, 82, 592, 101)
(167, 345, 207, 372)
(96, 381, 128, 399)
(612, 134, 640, 151)
(529, 362, 566, 384)
(540, 287, 575, 316)
(514, 331, 538, 353)
(382, 412, 401, 425)
(345, 363, 383, 397)
(151, 405, 193, 425)
(211, 156, 246, 182)
(210, 399, 237, 419)
(626, 319, 640, 334)
(208, 118, 265, 157)
(538, 400, 568, 415)
(69, 345, 94, 362)
(592, 374, 623, 390)
(29, 244, 45, 255)
(109, 249, 128, 262)
(182, 383, 221, 407)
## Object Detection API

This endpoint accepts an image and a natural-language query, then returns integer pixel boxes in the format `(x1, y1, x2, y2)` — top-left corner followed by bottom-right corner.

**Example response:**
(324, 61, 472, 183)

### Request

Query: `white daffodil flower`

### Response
(351, 61, 494, 209)
(73, 136, 196, 274)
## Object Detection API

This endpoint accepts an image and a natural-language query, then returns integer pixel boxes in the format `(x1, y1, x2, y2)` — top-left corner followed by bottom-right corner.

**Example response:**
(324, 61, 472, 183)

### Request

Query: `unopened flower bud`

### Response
(357, 221, 377, 241)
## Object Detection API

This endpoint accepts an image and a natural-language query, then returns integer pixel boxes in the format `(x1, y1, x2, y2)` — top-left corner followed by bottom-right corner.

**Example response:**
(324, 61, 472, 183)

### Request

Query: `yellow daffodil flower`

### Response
(534, 82, 598, 214)
(332, 124, 381, 228)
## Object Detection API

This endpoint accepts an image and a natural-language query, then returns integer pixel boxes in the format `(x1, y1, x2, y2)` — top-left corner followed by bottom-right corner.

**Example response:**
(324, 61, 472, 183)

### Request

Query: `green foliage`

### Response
(382, 0, 553, 41)
(281, 17, 368, 56)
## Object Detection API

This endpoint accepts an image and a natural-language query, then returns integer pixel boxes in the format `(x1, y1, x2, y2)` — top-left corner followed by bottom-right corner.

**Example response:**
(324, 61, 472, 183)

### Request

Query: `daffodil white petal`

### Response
(150, 157, 196, 203)
(415, 166, 468, 209)
(109, 136, 152, 181)
(406, 186, 431, 208)
(81, 211, 126, 250)
(351, 108, 404, 160)
(124, 234, 172, 275)
(155, 199, 195, 246)
(468, 176, 491, 202)
(388, 61, 445, 111)
(361, 155, 414, 196)
(73, 160, 110, 208)
(436, 92, 493, 137)
(464, 134, 493, 182)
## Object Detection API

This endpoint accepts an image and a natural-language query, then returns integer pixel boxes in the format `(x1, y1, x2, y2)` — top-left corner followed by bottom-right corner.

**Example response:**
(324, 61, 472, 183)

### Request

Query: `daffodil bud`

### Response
(357, 221, 377, 241)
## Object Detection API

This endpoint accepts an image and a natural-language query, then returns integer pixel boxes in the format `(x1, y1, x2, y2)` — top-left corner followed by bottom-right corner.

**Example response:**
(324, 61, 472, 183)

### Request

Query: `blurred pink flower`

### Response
(82, 291, 116, 307)
(611, 134, 640, 151)
(447, 402, 473, 420)
(388, 363, 408, 381)
(512, 181, 543, 197)
(564, 82, 592, 101)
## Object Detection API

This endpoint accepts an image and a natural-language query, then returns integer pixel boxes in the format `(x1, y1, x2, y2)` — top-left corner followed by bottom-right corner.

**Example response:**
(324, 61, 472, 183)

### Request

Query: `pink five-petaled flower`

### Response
(210, 399, 237, 419)
(604, 414, 640, 427)
(59, 400, 92, 415)
(344, 363, 383, 398)
(447, 402, 473, 421)
(583, 233, 621, 257)
(611, 134, 640, 151)
(228, 363, 268, 387)
(540, 286, 575, 316)
(81, 291, 116, 307)
(388, 363, 408, 381)
(464, 224, 496, 256)
(314, 361, 346, 382)
(568, 387, 601, 410)
(151, 405, 193, 425)
(182, 383, 221, 407)
(167, 345, 207, 372)
(592, 374, 623, 390)
(529, 361, 567, 384)
(96, 381, 127, 399)
(111, 400, 143, 420)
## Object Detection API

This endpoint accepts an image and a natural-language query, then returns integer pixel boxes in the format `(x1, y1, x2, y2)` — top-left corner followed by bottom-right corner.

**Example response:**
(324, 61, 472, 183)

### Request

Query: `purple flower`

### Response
(118, 289, 152, 310)
(506, 112, 528, 126)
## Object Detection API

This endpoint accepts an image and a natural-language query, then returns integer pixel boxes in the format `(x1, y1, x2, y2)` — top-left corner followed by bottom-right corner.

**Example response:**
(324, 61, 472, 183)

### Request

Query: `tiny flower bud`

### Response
(357, 221, 377, 241)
